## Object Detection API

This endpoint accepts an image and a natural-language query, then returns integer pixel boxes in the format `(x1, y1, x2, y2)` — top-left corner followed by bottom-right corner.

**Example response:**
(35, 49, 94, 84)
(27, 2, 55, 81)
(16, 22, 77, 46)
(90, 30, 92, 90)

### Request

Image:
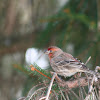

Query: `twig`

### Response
(65, 92, 70, 100)
(29, 86, 47, 100)
(99, 86, 100, 100)
(68, 89, 80, 100)
(78, 77, 84, 100)
(82, 87, 87, 96)
(39, 96, 46, 100)
(52, 90, 59, 100)
(85, 56, 91, 90)
(95, 66, 100, 99)
(58, 85, 66, 100)
(85, 66, 100, 100)
(45, 72, 57, 100)
(88, 75, 95, 93)
(88, 66, 99, 93)
(30, 65, 51, 80)
(27, 82, 47, 96)
(76, 72, 84, 100)
(85, 56, 91, 65)
(94, 87, 99, 99)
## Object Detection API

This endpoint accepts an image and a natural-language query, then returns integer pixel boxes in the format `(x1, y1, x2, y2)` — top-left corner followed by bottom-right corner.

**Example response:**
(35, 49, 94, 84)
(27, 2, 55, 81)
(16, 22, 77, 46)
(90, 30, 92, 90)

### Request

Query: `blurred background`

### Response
(0, 0, 100, 100)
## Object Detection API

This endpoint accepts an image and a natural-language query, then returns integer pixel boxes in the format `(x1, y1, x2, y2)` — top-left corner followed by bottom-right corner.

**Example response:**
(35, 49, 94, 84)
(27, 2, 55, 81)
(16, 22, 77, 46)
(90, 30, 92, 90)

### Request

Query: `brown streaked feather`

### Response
(50, 53, 86, 75)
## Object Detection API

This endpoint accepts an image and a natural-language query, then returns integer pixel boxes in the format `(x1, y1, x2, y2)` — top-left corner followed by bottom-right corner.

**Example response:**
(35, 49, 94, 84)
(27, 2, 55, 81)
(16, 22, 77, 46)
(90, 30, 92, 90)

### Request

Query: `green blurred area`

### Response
(0, 0, 100, 100)
(35, 0, 99, 68)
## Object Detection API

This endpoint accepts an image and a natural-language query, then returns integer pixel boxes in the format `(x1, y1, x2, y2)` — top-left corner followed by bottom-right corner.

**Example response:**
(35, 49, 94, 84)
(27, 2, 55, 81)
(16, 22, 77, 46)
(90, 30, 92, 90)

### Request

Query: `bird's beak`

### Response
(44, 50, 50, 54)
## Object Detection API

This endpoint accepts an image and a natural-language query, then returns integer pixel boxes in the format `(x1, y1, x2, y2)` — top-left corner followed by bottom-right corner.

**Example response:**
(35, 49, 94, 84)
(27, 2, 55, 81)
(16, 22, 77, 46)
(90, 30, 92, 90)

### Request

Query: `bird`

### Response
(45, 46, 100, 78)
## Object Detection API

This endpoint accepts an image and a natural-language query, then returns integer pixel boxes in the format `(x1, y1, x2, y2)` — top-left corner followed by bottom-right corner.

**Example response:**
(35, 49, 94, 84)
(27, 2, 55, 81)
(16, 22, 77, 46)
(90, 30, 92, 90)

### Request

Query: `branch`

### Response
(84, 66, 100, 100)
(39, 73, 57, 100)
(85, 56, 91, 65)
(45, 72, 57, 100)
(56, 76, 99, 89)
(30, 65, 51, 80)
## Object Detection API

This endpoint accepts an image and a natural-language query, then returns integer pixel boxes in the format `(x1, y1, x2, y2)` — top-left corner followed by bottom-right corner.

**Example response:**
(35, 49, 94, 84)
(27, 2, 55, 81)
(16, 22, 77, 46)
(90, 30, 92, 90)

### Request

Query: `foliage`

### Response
(16, 64, 100, 100)
(35, 0, 100, 68)
(16, 0, 100, 100)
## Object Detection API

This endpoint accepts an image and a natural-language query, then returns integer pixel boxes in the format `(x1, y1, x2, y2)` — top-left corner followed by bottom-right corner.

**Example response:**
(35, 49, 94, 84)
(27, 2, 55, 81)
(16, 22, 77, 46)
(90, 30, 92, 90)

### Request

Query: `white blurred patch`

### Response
(16, 88, 22, 99)
(58, 0, 69, 8)
(25, 48, 49, 69)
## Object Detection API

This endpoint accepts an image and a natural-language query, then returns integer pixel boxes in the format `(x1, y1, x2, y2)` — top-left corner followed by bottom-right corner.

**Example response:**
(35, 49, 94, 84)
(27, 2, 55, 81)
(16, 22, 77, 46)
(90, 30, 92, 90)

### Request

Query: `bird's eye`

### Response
(50, 50, 52, 53)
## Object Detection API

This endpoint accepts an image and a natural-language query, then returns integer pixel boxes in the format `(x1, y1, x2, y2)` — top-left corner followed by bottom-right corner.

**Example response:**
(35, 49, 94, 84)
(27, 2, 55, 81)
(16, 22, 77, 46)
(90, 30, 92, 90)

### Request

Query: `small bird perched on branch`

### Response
(45, 46, 100, 78)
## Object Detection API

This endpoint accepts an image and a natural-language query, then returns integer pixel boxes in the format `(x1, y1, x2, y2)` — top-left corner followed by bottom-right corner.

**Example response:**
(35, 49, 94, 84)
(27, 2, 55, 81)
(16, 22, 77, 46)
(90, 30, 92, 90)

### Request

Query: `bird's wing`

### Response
(52, 53, 86, 70)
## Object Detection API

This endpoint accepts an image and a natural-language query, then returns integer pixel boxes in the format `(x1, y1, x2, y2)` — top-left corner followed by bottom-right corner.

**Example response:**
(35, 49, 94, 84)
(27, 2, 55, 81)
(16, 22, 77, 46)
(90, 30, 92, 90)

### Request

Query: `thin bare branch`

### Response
(85, 56, 91, 65)
(58, 85, 66, 100)
(45, 72, 57, 100)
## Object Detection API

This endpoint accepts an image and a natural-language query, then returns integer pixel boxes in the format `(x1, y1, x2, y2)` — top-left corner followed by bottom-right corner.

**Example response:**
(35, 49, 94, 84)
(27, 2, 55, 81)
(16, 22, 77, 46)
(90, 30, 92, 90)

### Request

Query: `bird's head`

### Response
(45, 46, 63, 59)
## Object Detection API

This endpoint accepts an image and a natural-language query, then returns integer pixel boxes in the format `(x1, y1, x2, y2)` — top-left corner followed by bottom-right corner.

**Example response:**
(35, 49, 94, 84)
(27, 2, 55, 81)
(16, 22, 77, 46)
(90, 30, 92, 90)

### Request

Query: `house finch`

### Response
(45, 46, 100, 78)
